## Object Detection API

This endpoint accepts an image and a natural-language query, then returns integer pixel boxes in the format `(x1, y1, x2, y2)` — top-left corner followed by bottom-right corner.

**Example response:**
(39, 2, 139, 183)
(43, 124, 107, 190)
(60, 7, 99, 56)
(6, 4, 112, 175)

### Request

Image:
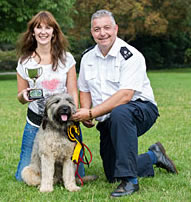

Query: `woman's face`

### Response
(33, 22, 54, 46)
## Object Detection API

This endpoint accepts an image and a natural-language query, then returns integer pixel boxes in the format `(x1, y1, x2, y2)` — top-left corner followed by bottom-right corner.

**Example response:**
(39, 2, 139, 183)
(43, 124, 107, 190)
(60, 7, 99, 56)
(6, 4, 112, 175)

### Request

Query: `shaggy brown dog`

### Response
(22, 93, 81, 192)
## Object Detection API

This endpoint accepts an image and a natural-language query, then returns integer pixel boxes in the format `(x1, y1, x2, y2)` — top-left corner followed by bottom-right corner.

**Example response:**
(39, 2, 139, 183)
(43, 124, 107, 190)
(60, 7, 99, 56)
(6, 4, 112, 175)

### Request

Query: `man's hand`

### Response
(82, 120, 95, 128)
(73, 108, 95, 128)
(72, 108, 91, 121)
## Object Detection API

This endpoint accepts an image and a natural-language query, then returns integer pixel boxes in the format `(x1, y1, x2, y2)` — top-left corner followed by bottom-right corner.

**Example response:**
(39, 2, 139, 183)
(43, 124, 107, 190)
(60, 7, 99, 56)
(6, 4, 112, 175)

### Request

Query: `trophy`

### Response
(25, 66, 43, 100)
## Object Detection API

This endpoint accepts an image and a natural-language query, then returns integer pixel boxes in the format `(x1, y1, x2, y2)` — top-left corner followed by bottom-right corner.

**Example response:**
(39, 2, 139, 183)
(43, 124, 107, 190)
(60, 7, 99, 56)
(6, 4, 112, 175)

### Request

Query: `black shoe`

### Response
(111, 181, 139, 197)
(149, 142, 178, 174)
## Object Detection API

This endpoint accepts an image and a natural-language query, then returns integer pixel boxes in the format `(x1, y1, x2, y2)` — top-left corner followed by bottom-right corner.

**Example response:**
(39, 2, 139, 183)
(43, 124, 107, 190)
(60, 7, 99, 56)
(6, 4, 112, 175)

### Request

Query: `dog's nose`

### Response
(57, 105, 71, 116)
(61, 105, 70, 113)
(63, 105, 69, 111)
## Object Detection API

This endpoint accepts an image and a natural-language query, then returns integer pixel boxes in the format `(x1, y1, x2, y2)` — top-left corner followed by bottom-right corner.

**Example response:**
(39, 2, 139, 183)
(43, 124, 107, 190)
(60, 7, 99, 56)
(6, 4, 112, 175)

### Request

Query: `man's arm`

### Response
(73, 89, 134, 121)
(90, 89, 134, 119)
(80, 91, 92, 109)
(78, 91, 95, 128)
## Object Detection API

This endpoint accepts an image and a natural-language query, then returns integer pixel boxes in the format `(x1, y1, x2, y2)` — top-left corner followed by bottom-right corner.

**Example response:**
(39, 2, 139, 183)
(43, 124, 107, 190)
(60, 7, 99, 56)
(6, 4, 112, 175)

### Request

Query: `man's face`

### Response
(91, 16, 118, 53)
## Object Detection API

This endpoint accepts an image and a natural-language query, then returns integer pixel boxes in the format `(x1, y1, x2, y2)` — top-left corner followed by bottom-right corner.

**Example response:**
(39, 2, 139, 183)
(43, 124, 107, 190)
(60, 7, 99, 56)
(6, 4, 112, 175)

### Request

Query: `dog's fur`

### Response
(21, 93, 80, 192)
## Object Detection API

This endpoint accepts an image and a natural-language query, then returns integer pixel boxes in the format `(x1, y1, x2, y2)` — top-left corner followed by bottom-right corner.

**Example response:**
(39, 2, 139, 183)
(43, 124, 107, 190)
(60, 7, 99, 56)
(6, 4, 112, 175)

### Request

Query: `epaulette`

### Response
(120, 47, 133, 60)
(81, 45, 95, 58)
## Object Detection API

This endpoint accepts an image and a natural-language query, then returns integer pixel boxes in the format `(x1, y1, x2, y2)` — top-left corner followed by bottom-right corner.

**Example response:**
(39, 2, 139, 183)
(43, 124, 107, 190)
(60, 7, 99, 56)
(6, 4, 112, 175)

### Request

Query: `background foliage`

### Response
(1, 0, 191, 71)
(0, 0, 75, 43)
(70, 0, 191, 70)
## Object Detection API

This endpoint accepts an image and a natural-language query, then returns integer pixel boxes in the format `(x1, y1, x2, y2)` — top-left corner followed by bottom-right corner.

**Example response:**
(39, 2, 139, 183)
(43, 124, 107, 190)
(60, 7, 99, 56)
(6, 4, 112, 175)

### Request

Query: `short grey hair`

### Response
(91, 10, 116, 27)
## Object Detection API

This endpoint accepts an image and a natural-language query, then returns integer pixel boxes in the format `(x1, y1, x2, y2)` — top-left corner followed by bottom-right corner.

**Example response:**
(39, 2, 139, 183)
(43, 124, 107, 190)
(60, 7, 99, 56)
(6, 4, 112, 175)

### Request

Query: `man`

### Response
(73, 10, 177, 198)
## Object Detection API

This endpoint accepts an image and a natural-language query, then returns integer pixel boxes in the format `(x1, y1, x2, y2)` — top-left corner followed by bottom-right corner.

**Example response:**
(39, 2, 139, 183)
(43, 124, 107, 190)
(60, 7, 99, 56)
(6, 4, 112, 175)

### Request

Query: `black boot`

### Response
(149, 142, 178, 174)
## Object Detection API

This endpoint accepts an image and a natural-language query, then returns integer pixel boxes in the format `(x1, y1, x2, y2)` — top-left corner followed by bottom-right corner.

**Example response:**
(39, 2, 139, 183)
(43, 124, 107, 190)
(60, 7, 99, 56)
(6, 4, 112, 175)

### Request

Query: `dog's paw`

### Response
(39, 185, 53, 193)
(65, 184, 81, 192)
(22, 166, 41, 186)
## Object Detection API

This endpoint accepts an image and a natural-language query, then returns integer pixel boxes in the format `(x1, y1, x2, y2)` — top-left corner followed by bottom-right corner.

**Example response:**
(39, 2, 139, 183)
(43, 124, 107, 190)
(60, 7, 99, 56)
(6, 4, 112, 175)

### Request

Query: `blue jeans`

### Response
(15, 122, 85, 181)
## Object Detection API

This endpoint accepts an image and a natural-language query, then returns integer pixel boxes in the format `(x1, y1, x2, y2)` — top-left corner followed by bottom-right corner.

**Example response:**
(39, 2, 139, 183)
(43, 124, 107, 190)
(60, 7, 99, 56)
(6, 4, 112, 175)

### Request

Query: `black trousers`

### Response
(96, 100, 159, 183)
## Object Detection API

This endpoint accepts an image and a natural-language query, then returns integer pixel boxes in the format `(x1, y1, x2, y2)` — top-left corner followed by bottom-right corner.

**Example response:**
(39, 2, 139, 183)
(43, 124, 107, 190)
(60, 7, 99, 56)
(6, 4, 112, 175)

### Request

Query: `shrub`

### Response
(0, 50, 17, 72)
(184, 48, 191, 64)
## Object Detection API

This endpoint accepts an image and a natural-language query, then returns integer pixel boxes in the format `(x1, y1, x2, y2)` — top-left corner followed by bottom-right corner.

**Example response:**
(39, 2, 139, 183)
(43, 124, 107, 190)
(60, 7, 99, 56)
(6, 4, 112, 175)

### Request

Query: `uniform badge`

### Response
(120, 47, 133, 60)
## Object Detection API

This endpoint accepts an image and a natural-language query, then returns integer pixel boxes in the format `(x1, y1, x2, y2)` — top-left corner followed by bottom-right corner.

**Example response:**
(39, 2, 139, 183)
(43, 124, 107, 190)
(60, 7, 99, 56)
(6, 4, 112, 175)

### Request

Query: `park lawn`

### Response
(0, 69, 191, 202)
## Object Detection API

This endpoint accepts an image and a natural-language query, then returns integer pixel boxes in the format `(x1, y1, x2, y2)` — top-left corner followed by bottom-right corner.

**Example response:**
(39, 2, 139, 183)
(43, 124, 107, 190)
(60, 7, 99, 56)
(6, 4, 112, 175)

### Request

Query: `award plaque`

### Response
(25, 67, 43, 100)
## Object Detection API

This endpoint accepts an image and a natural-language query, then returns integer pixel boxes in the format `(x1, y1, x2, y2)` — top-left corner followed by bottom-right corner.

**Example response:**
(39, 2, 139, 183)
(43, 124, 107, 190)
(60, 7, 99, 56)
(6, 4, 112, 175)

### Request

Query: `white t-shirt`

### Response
(78, 37, 156, 122)
(16, 52, 76, 127)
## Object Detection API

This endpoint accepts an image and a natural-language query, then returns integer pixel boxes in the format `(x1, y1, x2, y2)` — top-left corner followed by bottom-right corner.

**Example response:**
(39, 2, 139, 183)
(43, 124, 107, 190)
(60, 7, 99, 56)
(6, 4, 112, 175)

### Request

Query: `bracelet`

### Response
(89, 109, 93, 119)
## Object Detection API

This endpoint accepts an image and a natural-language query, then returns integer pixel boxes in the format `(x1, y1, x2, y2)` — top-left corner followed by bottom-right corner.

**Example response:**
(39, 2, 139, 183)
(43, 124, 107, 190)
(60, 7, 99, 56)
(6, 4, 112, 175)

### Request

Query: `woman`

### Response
(15, 11, 85, 181)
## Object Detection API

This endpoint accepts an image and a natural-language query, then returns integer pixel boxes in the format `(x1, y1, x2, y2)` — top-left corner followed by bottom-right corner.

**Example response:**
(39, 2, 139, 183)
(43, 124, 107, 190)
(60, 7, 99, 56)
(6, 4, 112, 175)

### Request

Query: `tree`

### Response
(69, 0, 191, 69)
(71, 0, 191, 41)
(0, 0, 75, 43)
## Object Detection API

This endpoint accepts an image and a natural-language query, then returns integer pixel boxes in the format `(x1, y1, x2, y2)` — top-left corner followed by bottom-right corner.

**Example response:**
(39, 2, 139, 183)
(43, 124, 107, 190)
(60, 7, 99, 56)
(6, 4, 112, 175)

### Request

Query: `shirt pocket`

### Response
(84, 64, 97, 81)
(104, 65, 120, 93)
(105, 64, 120, 83)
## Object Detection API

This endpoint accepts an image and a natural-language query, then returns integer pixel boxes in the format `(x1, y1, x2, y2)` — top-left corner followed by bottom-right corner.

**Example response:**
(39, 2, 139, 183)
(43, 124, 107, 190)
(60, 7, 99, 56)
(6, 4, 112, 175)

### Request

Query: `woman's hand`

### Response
(18, 88, 33, 104)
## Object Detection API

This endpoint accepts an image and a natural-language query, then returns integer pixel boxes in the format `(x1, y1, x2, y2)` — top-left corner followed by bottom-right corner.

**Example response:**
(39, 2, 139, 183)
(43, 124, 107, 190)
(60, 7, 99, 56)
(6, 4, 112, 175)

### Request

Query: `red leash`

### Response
(74, 143, 93, 186)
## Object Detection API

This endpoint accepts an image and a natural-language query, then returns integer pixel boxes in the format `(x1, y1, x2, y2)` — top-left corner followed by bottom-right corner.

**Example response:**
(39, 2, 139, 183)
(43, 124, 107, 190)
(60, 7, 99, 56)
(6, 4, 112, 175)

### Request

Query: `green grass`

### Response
(0, 69, 191, 201)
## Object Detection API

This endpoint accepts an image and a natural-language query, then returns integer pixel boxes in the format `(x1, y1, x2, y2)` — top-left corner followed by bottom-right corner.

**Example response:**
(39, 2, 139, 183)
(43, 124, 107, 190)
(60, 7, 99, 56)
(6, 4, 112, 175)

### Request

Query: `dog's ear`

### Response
(42, 118, 48, 130)
(42, 108, 48, 130)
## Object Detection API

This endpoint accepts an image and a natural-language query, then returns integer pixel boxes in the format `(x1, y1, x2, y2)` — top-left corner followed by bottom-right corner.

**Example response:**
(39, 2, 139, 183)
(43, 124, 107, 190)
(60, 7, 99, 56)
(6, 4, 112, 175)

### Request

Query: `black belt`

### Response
(27, 108, 43, 126)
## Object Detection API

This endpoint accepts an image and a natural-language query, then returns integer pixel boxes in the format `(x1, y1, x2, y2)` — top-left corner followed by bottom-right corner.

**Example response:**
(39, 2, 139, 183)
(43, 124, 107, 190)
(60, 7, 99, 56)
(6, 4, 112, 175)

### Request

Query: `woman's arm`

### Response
(17, 73, 30, 104)
(66, 65, 79, 108)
